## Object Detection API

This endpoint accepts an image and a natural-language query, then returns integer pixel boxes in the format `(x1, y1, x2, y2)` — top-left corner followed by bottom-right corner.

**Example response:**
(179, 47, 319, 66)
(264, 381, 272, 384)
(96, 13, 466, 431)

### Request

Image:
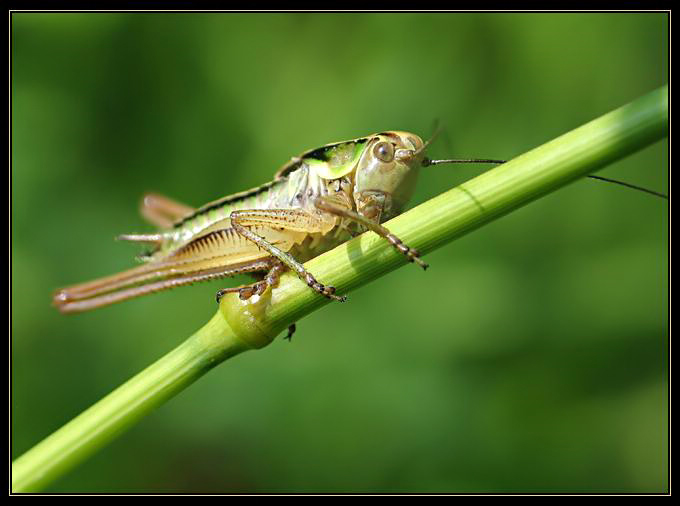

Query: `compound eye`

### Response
(373, 141, 394, 162)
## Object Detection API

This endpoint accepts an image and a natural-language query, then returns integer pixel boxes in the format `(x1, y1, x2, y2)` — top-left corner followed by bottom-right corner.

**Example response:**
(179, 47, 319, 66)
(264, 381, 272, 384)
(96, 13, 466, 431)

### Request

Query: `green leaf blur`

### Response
(11, 13, 668, 493)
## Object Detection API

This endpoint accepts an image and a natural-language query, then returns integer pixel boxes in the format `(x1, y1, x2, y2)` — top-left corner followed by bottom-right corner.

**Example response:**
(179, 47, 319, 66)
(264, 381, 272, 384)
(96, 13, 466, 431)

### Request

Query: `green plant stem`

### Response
(12, 85, 668, 493)
(12, 311, 250, 493)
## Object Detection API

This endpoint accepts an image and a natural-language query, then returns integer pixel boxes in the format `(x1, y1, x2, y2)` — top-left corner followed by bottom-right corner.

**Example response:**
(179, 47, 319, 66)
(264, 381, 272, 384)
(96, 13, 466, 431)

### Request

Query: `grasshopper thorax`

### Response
(352, 131, 425, 223)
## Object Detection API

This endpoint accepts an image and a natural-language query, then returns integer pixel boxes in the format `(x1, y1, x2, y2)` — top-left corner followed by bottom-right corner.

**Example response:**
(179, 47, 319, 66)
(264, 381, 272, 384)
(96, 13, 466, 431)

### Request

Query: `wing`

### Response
(139, 193, 195, 228)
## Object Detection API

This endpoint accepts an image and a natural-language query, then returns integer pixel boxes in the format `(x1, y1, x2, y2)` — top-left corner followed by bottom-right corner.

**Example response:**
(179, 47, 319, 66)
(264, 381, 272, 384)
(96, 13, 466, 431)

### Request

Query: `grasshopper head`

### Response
(353, 131, 425, 222)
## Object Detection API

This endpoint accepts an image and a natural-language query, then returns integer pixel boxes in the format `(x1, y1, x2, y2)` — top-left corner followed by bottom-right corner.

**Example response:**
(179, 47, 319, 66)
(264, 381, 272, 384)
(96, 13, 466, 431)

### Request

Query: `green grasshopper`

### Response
(53, 130, 665, 318)
(54, 131, 440, 314)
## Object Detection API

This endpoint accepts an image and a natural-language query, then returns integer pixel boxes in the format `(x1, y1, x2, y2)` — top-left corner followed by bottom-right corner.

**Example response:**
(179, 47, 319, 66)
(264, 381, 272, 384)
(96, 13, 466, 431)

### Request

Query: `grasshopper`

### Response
(53, 132, 445, 315)
(53, 130, 666, 320)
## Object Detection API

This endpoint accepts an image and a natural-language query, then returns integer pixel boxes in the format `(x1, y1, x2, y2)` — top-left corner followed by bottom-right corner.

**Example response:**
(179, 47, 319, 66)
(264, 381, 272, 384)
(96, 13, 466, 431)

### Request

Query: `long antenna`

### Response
(586, 175, 668, 199)
(423, 158, 507, 166)
(423, 158, 668, 200)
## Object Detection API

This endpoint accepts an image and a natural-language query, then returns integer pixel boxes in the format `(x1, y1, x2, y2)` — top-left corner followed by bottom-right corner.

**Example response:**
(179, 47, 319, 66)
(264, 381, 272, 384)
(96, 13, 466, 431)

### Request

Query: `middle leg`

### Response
(230, 209, 347, 302)
(215, 258, 298, 341)
(215, 258, 287, 302)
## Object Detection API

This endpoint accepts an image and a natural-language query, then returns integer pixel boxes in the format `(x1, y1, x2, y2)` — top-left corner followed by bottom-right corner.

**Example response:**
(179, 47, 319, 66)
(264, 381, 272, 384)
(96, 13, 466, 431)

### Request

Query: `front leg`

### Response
(314, 196, 428, 270)
(230, 209, 347, 302)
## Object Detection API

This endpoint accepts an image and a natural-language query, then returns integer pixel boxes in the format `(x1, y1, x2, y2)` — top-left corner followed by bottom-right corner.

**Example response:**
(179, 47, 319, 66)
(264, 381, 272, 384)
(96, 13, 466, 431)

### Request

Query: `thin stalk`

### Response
(12, 311, 251, 493)
(12, 85, 668, 492)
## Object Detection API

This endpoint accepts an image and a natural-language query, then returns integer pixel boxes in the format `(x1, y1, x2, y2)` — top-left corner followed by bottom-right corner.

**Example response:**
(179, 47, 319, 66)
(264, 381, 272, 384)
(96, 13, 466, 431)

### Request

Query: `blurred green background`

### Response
(11, 13, 668, 493)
